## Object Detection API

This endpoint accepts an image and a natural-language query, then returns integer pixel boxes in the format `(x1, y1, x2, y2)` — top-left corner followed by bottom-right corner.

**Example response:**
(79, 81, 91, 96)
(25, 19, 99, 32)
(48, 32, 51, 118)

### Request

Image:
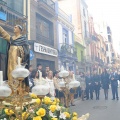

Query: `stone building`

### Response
(27, 0, 58, 71)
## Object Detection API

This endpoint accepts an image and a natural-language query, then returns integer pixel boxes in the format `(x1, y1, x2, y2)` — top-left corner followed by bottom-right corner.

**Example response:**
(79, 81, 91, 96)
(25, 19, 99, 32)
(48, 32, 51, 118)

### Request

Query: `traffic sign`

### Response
(30, 50, 34, 60)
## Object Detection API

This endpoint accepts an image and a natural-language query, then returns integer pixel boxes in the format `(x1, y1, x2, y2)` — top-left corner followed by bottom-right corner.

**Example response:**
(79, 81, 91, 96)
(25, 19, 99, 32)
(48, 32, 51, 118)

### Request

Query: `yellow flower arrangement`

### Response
(36, 98, 41, 105)
(73, 112, 78, 117)
(33, 116, 42, 120)
(64, 112, 70, 118)
(72, 116, 78, 120)
(43, 96, 52, 105)
(4, 109, 14, 116)
(51, 118, 58, 120)
(30, 93, 37, 99)
(1, 94, 89, 120)
(52, 101, 57, 105)
(54, 98, 60, 103)
(22, 112, 29, 119)
(49, 105, 57, 112)
(36, 108, 46, 117)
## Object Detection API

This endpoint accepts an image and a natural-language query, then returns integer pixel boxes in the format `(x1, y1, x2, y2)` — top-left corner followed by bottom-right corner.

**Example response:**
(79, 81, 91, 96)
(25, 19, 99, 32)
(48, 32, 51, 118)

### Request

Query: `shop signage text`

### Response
(34, 42, 58, 57)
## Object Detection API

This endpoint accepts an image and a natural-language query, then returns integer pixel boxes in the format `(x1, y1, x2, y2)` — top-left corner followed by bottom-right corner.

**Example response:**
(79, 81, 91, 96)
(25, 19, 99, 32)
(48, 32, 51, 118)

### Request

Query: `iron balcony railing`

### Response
(59, 43, 77, 59)
(39, 0, 55, 10)
(84, 31, 98, 42)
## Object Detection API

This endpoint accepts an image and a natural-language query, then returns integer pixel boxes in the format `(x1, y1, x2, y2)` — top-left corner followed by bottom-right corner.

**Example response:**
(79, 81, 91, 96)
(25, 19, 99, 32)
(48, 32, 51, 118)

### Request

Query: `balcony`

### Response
(95, 57, 104, 66)
(85, 55, 92, 63)
(99, 59, 104, 66)
(84, 31, 98, 44)
(59, 43, 77, 60)
(101, 48, 105, 53)
(37, 0, 56, 17)
(0, 2, 26, 30)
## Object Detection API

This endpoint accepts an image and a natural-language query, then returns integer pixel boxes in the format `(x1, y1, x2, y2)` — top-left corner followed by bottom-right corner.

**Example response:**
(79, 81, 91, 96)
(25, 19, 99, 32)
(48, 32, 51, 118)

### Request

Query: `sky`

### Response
(86, 0, 120, 54)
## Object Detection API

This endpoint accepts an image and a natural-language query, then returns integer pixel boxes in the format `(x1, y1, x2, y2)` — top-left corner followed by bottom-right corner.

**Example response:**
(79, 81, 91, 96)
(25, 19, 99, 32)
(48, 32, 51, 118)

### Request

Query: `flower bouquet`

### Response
(0, 94, 89, 120)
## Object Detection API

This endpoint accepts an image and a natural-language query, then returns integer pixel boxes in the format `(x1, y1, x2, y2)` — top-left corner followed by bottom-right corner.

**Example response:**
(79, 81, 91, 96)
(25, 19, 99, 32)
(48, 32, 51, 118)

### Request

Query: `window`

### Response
(7, 0, 23, 14)
(106, 44, 108, 51)
(108, 35, 111, 42)
(37, 18, 50, 38)
(42, 21, 50, 38)
(84, 21, 87, 37)
(63, 29, 68, 44)
(81, 51, 83, 61)
(107, 57, 109, 63)
(36, 13, 54, 46)
(83, 8, 86, 17)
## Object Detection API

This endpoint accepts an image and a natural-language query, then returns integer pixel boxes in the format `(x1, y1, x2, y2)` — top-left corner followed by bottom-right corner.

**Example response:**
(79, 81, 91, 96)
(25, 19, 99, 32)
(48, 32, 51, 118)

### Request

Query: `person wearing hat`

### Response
(0, 25, 30, 91)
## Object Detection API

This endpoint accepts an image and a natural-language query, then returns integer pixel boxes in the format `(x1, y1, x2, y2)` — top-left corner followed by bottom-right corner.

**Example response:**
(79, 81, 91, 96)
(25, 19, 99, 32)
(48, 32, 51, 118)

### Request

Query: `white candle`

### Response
(39, 71, 42, 82)
(18, 57, 21, 66)
(0, 71, 3, 85)
(73, 74, 75, 80)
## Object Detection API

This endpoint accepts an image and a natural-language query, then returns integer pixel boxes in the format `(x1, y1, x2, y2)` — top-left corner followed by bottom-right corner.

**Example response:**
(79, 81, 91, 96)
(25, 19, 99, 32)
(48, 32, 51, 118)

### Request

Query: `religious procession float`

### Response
(0, 57, 90, 120)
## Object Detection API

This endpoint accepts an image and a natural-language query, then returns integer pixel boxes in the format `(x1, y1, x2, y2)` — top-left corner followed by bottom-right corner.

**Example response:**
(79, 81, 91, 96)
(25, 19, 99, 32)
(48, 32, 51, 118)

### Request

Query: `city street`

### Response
(70, 87, 120, 120)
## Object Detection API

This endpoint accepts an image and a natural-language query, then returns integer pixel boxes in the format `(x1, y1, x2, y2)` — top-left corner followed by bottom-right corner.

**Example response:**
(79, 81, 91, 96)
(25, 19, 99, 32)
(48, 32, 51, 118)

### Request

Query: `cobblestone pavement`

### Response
(69, 88, 120, 120)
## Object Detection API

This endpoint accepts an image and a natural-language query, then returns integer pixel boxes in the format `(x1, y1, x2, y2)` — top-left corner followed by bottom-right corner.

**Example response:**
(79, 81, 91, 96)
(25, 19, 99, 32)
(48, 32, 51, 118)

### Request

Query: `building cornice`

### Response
(58, 15, 74, 31)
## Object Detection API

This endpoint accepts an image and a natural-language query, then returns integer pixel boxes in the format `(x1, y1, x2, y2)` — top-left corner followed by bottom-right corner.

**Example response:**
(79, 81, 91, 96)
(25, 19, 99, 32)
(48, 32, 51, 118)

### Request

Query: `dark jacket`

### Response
(101, 72, 110, 89)
(92, 74, 101, 90)
(85, 75, 93, 88)
(110, 72, 119, 87)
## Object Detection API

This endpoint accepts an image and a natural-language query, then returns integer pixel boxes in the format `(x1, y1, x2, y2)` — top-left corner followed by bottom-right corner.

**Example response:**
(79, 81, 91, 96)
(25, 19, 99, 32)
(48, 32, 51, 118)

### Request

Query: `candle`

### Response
(0, 71, 3, 85)
(18, 57, 21, 66)
(39, 71, 42, 82)
(73, 74, 75, 80)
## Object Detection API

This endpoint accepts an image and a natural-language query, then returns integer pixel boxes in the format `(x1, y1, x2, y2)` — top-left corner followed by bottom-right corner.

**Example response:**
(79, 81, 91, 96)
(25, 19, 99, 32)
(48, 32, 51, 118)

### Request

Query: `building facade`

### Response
(57, 8, 77, 71)
(58, 0, 91, 72)
(27, 0, 58, 71)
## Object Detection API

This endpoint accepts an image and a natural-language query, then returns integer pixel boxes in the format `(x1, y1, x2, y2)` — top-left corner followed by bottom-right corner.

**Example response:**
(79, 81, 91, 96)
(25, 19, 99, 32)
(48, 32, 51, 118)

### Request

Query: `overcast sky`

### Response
(86, 0, 120, 54)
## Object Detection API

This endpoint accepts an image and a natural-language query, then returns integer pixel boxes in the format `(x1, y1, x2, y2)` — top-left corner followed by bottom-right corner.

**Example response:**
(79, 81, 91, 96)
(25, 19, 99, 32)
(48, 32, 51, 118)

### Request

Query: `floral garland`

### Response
(0, 94, 89, 120)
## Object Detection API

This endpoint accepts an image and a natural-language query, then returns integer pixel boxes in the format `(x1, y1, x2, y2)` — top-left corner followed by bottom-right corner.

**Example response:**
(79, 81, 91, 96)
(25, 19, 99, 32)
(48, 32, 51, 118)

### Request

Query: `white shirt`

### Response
(47, 78, 55, 97)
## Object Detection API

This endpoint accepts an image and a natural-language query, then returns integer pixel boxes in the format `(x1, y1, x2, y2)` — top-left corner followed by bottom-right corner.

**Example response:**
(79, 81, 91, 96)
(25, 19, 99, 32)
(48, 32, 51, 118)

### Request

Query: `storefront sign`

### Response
(34, 42, 58, 57)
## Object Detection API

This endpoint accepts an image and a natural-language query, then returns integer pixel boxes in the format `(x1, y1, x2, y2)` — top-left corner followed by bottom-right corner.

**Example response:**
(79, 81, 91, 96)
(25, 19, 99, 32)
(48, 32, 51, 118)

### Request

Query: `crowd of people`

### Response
(75, 68, 120, 101)
(28, 64, 120, 107)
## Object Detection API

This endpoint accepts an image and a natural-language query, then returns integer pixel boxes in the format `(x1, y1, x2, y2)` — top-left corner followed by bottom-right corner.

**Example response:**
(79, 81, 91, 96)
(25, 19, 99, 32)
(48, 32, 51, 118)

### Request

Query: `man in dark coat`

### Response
(109, 69, 119, 100)
(92, 70, 101, 100)
(85, 71, 93, 100)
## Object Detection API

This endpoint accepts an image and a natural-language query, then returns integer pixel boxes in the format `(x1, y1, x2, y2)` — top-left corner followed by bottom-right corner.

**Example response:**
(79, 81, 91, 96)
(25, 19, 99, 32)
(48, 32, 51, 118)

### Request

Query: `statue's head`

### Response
(14, 25, 23, 34)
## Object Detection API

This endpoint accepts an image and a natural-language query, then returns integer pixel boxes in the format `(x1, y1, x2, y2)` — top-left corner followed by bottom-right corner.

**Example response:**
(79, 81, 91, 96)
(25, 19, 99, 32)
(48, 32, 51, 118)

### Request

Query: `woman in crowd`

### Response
(47, 71, 55, 99)
(80, 72, 86, 101)
(53, 71, 64, 105)
(68, 71, 76, 106)
(101, 69, 110, 100)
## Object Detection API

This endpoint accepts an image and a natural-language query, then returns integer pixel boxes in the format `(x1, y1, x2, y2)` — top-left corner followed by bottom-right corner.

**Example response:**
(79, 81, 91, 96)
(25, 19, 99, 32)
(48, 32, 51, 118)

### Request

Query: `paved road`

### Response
(69, 88, 120, 120)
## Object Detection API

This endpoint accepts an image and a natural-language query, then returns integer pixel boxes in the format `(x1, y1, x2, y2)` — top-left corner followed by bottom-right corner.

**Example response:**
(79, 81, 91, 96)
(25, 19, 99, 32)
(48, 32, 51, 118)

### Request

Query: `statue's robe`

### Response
(0, 26, 29, 87)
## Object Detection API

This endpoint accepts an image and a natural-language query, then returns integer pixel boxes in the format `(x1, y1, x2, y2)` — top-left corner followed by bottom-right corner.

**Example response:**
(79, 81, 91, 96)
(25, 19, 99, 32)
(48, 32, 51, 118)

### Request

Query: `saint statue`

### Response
(0, 25, 30, 89)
